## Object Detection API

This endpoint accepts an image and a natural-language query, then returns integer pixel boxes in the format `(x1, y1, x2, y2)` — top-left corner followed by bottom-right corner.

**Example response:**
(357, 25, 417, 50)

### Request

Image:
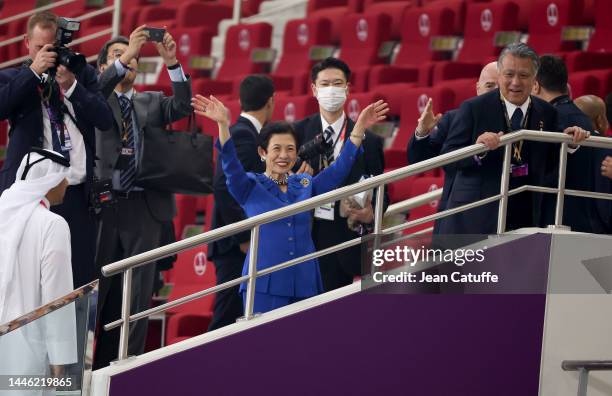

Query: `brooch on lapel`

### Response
(300, 178, 310, 187)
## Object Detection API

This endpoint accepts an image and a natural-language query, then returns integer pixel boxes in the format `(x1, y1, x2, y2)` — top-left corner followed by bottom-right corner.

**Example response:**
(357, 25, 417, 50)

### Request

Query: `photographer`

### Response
(0, 11, 113, 289)
(93, 26, 192, 368)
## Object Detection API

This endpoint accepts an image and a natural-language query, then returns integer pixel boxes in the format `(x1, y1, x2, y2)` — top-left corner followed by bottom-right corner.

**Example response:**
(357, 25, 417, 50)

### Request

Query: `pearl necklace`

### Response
(265, 173, 288, 185)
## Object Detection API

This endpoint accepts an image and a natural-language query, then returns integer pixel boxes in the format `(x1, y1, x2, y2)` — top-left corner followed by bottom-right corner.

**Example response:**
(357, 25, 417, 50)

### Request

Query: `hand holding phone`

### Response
(144, 27, 165, 42)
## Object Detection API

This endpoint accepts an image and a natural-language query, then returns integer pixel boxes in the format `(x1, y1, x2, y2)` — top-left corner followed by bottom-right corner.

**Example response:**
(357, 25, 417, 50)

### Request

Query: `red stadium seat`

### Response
(166, 246, 217, 315)
(166, 312, 213, 345)
(308, 0, 350, 14)
(430, 61, 482, 85)
(457, 1, 520, 63)
(0, 120, 8, 146)
(216, 22, 273, 81)
(176, 2, 232, 31)
(437, 78, 477, 109)
(568, 73, 600, 98)
(587, 0, 612, 52)
(173, 194, 198, 240)
(172, 27, 215, 78)
(344, 91, 389, 123)
(340, 13, 393, 92)
(419, 0, 468, 34)
(528, 0, 585, 54)
(405, 176, 444, 233)
(272, 17, 333, 95)
(565, 51, 612, 72)
(272, 95, 319, 123)
(362, 0, 415, 40)
(385, 86, 455, 168)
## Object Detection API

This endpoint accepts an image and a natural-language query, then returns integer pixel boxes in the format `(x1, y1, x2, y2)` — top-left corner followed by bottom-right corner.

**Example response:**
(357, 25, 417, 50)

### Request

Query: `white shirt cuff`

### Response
(168, 65, 187, 82)
(62, 79, 78, 99)
(30, 67, 42, 81)
(567, 145, 579, 154)
(114, 59, 128, 77)
(414, 130, 430, 141)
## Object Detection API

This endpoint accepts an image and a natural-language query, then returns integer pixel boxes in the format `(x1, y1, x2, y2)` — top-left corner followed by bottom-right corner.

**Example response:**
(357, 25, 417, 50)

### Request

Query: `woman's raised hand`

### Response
(355, 100, 389, 130)
(191, 94, 230, 126)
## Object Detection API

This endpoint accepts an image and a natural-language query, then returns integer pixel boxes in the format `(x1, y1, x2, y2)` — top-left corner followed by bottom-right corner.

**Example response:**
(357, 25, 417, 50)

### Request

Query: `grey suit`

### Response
(93, 63, 192, 369)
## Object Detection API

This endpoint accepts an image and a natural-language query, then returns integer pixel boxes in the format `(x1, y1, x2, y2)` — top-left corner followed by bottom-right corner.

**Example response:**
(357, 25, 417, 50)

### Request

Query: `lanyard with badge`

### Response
(41, 86, 73, 152)
(501, 98, 532, 177)
(315, 117, 350, 221)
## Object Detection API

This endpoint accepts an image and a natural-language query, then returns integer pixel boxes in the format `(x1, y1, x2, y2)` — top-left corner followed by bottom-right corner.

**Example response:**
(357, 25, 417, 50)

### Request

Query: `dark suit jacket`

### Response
(208, 116, 266, 260)
(407, 109, 457, 214)
(0, 64, 113, 195)
(438, 89, 559, 234)
(550, 95, 601, 233)
(294, 113, 388, 273)
(96, 63, 193, 222)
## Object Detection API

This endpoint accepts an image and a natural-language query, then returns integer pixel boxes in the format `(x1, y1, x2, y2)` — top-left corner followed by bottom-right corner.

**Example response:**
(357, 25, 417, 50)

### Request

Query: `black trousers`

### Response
(93, 195, 162, 369)
(51, 183, 97, 288)
(208, 248, 245, 331)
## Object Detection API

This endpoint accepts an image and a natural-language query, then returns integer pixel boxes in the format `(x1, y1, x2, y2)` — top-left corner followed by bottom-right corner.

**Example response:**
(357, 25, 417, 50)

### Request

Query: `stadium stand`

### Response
(1, 0, 610, 355)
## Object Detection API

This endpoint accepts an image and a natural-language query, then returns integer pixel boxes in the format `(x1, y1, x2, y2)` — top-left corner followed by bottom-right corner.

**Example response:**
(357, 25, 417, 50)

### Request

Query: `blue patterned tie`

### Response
(511, 108, 523, 131)
(118, 95, 137, 190)
(323, 125, 334, 165)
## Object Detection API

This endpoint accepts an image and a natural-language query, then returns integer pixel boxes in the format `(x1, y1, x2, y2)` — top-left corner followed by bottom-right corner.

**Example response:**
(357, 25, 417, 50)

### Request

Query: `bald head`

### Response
(476, 62, 499, 96)
(575, 95, 609, 133)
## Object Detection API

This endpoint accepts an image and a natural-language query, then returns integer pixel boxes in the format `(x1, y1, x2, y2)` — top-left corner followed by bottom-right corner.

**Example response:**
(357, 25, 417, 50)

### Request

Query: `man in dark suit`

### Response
(207, 75, 275, 330)
(407, 62, 498, 231)
(575, 95, 612, 234)
(92, 27, 192, 368)
(294, 57, 388, 292)
(532, 55, 604, 233)
(0, 11, 113, 288)
(438, 43, 589, 235)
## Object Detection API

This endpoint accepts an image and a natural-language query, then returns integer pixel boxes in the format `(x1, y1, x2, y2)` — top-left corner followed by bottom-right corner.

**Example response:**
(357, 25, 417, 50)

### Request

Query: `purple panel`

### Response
(109, 234, 551, 396)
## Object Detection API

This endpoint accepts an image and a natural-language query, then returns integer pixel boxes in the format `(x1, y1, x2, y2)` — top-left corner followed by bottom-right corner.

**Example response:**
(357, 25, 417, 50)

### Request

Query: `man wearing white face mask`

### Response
(294, 57, 388, 292)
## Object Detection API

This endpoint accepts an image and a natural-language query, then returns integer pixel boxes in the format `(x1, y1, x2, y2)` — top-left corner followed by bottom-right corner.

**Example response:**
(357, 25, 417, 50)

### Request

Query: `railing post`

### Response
(243, 226, 260, 320)
(554, 142, 569, 227)
(112, 0, 122, 37)
(117, 267, 133, 361)
(373, 185, 385, 235)
(232, 0, 241, 23)
(577, 368, 589, 396)
(497, 144, 512, 234)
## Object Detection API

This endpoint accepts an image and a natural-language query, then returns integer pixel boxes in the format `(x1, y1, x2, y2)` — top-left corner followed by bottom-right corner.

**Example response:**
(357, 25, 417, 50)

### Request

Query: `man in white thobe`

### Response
(0, 149, 77, 395)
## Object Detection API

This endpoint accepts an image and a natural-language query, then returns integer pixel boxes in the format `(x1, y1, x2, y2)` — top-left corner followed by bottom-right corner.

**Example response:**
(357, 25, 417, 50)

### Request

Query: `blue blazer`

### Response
(217, 137, 361, 297)
(0, 64, 113, 195)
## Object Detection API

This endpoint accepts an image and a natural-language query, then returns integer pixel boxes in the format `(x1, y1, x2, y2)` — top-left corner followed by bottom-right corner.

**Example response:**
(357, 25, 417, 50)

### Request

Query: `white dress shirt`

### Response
(40, 80, 87, 185)
(501, 95, 530, 127)
(320, 112, 347, 160)
(240, 112, 263, 134)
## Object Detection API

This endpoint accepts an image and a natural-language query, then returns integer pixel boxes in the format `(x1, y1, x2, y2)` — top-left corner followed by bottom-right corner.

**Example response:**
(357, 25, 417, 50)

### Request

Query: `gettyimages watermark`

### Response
(360, 233, 555, 294)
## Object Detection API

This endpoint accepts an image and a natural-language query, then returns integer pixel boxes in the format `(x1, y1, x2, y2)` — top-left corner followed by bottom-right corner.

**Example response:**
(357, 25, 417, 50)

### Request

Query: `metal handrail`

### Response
(101, 130, 612, 361)
(562, 360, 612, 396)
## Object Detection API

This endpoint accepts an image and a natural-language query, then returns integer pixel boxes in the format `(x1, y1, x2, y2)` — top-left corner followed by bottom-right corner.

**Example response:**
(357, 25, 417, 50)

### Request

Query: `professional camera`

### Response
(298, 133, 333, 162)
(51, 17, 86, 75)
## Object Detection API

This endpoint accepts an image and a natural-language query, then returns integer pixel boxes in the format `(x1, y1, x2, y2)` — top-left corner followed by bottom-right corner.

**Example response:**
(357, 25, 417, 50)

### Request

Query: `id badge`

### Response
(314, 202, 335, 221)
(59, 127, 72, 151)
(115, 148, 134, 170)
(511, 163, 528, 177)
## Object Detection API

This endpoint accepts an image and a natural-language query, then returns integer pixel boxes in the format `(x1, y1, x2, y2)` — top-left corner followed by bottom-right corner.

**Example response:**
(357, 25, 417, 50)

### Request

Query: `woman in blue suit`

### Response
(192, 94, 388, 314)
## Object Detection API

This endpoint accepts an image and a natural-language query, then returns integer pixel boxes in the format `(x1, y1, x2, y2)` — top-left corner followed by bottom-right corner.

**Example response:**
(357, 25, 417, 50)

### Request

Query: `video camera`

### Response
(298, 133, 333, 162)
(50, 17, 86, 76)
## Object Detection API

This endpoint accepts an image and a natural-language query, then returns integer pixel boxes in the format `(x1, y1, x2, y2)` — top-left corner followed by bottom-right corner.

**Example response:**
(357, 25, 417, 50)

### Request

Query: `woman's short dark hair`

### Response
(258, 121, 300, 151)
(97, 36, 130, 69)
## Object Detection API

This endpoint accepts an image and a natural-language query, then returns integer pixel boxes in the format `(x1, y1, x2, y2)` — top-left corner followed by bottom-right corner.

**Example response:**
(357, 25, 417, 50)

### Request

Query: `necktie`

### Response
(323, 125, 334, 165)
(511, 107, 523, 131)
(118, 95, 137, 190)
(47, 105, 70, 160)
